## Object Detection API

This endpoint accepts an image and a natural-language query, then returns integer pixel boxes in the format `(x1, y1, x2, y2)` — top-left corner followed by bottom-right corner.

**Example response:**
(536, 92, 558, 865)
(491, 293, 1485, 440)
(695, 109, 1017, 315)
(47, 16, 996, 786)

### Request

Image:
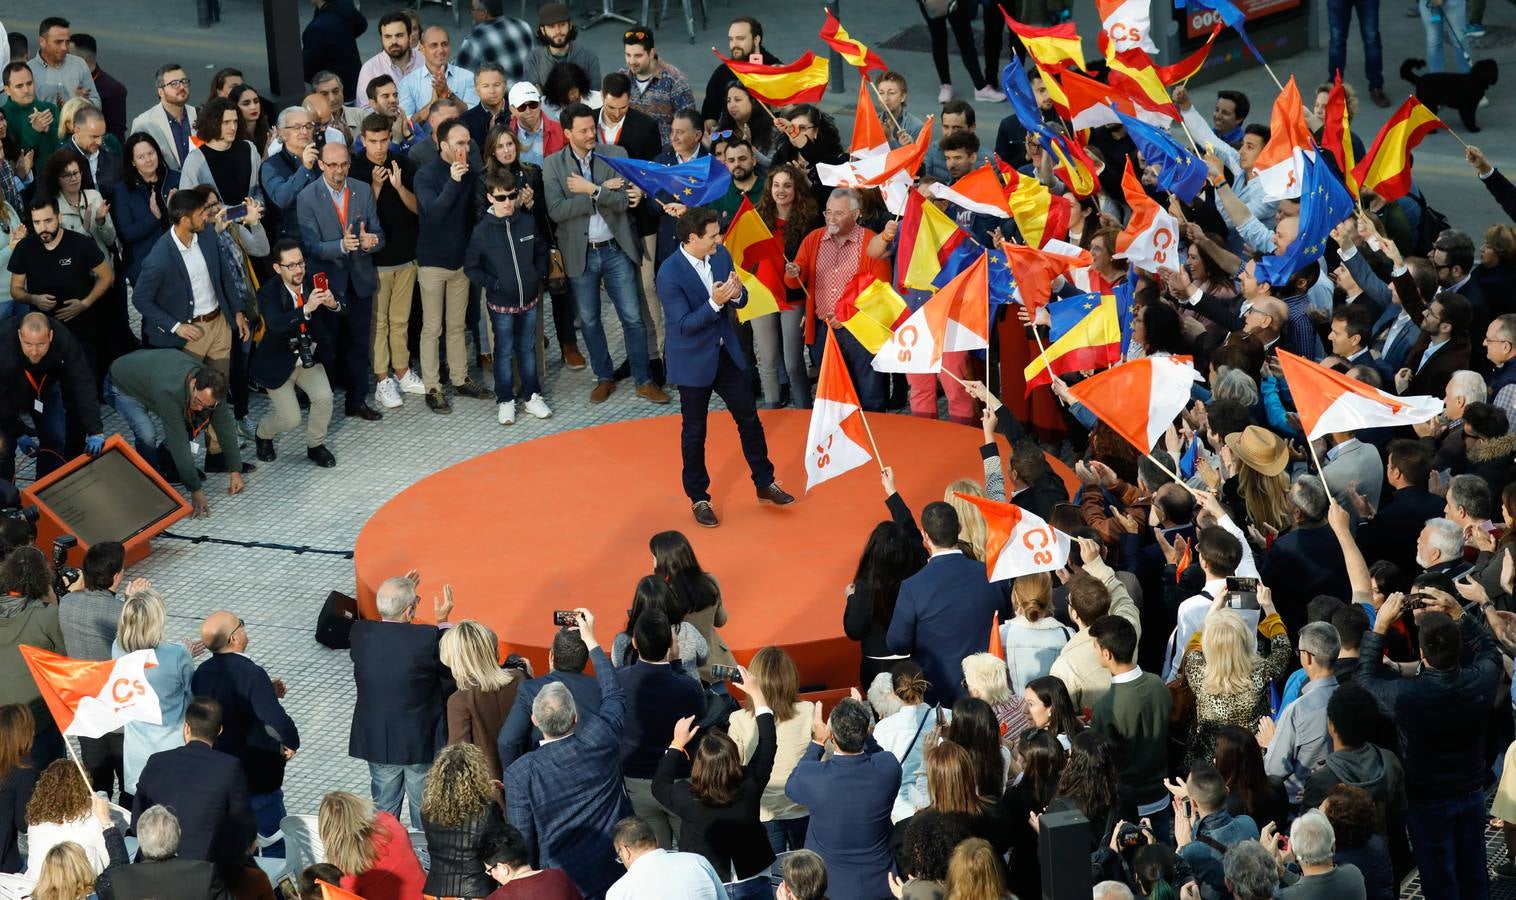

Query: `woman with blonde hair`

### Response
(112, 586, 193, 798)
(726, 646, 815, 853)
(944, 479, 988, 561)
(959, 654, 1030, 752)
(944, 837, 1006, 900)
(997, 575, 1072, 696)
(441, 620, 519, 781)
(420, 744, 507, 899)
(1225, 426, 1293, 534)
(30, 841, 97, 900)
(319, 790, 424, 900)
(24, 760, 115, 879)
(1182, 588, 1290, 769)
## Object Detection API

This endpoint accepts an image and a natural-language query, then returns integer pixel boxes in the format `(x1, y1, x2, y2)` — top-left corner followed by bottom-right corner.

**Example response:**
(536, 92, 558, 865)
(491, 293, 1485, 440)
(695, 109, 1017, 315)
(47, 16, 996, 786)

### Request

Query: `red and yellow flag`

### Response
(1320, 72, 1358, 197)
(718, 50, 830, 106)
(834, 272, 910, 353)
(1000, 7, 1086, 71)
(820, 10, 887, 75)
(1156, 25, 1220, 84)
(724, 197, 786, 322)
(1352, 95, 1446, 203)
(1104, 46, 1180, 121)
(897, 189, 970, 292)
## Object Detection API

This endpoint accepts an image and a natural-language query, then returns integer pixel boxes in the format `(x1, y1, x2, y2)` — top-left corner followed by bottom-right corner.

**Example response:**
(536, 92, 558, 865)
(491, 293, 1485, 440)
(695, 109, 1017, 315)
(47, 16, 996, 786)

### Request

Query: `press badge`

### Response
(33, 399, 43, 414)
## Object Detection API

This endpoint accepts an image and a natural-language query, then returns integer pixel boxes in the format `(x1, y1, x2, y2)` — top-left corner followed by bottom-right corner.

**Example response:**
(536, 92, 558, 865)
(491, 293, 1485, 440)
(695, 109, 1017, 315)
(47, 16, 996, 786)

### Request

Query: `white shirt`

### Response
(572, 148, 614, 244)
(172, 229, 219, 319)
(600, 116, 626, 146)
(607, 849, 726, 900)
(680, 246, 719, 313)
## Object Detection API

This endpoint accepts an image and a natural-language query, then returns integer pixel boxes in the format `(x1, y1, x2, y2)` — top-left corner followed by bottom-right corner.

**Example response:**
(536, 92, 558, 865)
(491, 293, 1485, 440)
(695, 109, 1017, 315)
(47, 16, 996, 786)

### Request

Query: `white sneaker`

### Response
(937, 83, 954, 104)
(397, 369, 426, 395)
(375, 377, 403, 409)
(973, 86, 1007, 103)
(497, 401, 516, 425)
(523, 393, 553, 419)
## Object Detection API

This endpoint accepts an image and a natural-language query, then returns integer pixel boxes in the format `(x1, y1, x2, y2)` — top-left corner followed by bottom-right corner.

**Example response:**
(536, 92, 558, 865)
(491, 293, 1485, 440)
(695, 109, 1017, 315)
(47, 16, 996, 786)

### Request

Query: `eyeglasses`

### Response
(490, 191, 518, 202)
(60, 170, 82, 180)
(624, 30, 648, 40)
(1485, 338, 1512, 347)
(711, 129, 734, 141)
(514, 100, 540, 110)
(230, 619, 244, 639)
(284, 122, 314, 132)
(160, 78, 190, 89)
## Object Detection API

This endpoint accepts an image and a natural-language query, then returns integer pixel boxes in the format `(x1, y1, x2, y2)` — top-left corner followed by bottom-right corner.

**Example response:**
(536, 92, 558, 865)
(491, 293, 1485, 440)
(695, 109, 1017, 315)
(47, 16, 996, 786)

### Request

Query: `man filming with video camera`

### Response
(0, 311, 106, 482)
(250, 240, 338, 469)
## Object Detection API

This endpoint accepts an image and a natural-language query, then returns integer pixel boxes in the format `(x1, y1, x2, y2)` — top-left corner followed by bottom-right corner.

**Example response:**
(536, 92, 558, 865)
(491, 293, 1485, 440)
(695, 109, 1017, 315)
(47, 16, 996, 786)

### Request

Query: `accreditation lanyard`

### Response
(185, 400, 212, 441)
(24, 371, 46, 414)
(330, 188, 349, 230)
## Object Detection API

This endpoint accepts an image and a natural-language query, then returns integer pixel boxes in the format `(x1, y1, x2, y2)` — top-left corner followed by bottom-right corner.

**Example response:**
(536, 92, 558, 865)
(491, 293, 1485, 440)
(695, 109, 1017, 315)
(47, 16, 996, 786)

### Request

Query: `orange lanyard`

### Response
(330, 188, 349, 230)
(185, 400, 211, 440)
(24, 371, 46, 399)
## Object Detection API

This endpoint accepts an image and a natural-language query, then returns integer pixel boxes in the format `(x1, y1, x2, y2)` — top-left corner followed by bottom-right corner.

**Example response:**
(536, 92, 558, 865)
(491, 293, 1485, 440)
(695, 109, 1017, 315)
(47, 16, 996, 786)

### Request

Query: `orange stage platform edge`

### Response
(353, 410, 1077, 690)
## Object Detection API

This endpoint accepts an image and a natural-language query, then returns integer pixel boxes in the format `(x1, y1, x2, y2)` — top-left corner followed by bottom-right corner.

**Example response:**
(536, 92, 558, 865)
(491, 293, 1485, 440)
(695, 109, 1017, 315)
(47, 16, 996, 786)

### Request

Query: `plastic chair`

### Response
(262, 813, 325, 882)
(0, 873, 34, 900)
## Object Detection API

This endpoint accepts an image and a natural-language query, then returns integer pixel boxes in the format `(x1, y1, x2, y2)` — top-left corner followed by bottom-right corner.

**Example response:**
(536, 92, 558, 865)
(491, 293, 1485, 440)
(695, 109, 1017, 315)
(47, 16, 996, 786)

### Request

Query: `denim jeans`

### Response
(570, 243, 648, 385)
(488, 306, 541, 401)
(0, 378, 65, 481)
(250, 789, 287, 857)
(1406, 789, 1488, 899)
(1420, 0, 1471, 72)
(763, 817, 808, 854)
(726, 870, 776, 899)
(105, 376, 160, 457)
(369, 761, 429, 830)
(752, 308, 810, 408)
(1328, 0, 1384, 88)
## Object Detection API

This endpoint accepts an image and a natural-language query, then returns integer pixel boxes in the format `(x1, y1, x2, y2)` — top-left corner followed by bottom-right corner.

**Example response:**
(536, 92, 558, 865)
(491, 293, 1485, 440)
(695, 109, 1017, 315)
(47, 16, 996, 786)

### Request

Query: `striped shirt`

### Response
(813, 227, 866, 321)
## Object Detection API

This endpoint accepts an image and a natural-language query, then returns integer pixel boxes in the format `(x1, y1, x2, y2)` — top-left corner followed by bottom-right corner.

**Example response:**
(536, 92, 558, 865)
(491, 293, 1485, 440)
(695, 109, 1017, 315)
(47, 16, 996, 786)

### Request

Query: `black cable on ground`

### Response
(158, 530, 354, 559)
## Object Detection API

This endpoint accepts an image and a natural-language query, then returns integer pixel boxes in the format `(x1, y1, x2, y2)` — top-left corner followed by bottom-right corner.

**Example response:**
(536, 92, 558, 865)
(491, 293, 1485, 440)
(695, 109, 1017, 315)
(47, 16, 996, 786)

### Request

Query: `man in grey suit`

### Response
(128, 63, 196, 171)
(544, 102, 669, 406)
(132, 187, 248, 377)
(296, 142, 386, 421)
(1321, 431, 1385, 513)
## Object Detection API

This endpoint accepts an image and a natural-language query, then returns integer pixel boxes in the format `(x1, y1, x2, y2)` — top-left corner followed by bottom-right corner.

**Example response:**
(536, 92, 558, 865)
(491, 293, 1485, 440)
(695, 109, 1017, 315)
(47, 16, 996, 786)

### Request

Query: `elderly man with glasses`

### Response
(259, 107, 324, 240)
(1483, 313, 1516, 422)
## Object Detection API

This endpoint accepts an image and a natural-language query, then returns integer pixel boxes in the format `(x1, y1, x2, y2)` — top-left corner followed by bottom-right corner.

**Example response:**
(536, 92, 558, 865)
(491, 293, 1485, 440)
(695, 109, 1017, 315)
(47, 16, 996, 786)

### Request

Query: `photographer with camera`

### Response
(57, 540, 138, 801)
(249, 240, 337, 468)
(0, 311, 106, 481)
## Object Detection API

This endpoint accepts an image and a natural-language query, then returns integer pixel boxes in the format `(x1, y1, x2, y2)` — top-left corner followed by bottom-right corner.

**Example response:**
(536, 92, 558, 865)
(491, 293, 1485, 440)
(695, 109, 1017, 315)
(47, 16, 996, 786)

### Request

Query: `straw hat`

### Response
(1224, 425, 1288, 477)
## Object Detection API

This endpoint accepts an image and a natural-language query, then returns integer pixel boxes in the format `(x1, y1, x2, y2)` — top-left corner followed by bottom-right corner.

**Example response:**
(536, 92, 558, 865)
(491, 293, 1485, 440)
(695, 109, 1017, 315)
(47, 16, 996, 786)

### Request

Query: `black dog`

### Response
(1401, 57, 1500, 132)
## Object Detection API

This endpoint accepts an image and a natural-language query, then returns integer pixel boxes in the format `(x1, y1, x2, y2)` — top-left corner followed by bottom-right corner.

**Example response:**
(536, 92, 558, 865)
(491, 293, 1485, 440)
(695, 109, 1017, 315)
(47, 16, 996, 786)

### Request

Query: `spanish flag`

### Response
(897, 189, 970, 292)
(1000, 7, 1086, 71)
(724, 197, 786, 322)
(1320, 72, 1358, 197)
(1044, 131, 1099, 198)
(834, 272, 910, 353)
(1157, 24, 1220, 84)
(1007, 175, 1073, 249)
(1352, 95, 1445, 203)
(1023, 293, 1122, 391)
(718, 50, 831, 106)
(820, 10, 887, 75)
(1104, 46, 1180, 121)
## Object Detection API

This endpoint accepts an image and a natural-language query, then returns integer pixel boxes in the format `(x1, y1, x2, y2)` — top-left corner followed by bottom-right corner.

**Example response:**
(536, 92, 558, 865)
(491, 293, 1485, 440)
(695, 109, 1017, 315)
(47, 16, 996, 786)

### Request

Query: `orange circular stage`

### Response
(353, 410, 1076, 690)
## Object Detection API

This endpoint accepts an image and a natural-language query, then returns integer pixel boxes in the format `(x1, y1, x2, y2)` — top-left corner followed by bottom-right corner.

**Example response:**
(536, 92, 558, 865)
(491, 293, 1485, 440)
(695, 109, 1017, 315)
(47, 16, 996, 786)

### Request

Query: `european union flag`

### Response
(597, 153, 732, 207)
(1113, 109, 1209, 203)
(986, 244, 1016, 309)
(1001, 62, 1052, 142)
(1175, 0, 1265, 64)
(1113, 277, 1137, 354)
(1254, 152, 1354, 285)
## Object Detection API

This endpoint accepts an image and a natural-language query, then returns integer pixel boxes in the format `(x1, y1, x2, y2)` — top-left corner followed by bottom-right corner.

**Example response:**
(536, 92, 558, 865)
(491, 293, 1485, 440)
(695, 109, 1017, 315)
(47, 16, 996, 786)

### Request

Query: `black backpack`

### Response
(1409, 189, 1451, 257)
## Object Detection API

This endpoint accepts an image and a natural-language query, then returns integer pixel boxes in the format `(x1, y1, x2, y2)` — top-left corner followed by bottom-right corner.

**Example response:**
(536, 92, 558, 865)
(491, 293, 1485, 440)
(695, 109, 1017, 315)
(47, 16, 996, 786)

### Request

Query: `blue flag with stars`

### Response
(1175, 0, 1266, 64)
(1253, 152, 1354, 285)
(932, 239, 985, 292)
(1112, 109, 1210, 204)
(1001, 62, 1052, 142)
(987, 245, 1016, 309)
(597, 153, 732, 207)
(1113, 277, 1137, 356)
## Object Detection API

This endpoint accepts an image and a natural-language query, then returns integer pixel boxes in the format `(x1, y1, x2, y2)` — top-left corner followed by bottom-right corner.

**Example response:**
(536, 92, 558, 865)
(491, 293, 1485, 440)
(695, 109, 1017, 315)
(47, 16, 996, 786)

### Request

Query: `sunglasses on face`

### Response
(515, 101, 540, 110)
(491, 191, 518, 202)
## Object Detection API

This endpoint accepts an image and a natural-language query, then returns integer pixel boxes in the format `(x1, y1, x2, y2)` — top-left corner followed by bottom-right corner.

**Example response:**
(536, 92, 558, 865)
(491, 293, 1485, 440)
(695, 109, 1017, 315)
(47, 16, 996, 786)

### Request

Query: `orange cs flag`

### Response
(724, 197, 786, 322)
(818, 116, 934, 188)
(953, 493, 1071, 581)
(1274, 350, 1442, 440)
(872, 252, 990, 374)
(717, 50, 830, 106)
(1320, 72, 1358, 197)
(1000, 242, 1082, 312)
(820, 9, 887, 75)
(1352, 95, 1446, 203)
(849, 77, 889, 158)
(319, 881, 365, 900)
(989, 612, 1004, 662)
(1067, 356, 1201, 453)
(1157, 25, 1220, 84)
(806, 328, 875, 491)
(19, 645, 162, 738)
(1251, 76, 1315, 200)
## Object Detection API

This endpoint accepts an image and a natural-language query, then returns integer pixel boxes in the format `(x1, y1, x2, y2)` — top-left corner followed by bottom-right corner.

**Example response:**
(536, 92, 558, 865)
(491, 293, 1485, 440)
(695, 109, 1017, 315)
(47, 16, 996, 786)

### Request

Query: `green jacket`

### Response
(1, 97, 62, 162)
(109, 349, 240, 492)
(0, 596, 65, 724)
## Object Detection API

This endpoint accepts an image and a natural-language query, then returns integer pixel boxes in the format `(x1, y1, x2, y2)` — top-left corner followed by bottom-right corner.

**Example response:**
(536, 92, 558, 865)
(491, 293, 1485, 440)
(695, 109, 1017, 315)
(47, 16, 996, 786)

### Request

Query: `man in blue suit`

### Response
(296, 141, 386, 421)
(887, 502, 1011, 705)
(497, 627, 602, 772)
(132, 696, 250, 861)
(504, 608, 630, 899)
(654, 206, 793, 529)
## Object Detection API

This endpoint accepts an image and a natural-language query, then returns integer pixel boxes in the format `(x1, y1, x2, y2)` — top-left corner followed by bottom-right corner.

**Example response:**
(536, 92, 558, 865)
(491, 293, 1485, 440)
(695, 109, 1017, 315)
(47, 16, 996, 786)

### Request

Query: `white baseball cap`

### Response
(509, 83, 542, 109)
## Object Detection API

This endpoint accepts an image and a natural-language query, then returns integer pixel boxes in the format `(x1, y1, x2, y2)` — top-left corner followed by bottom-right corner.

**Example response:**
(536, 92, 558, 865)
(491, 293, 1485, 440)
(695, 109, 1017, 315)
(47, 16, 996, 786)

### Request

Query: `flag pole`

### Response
(1145, 451, 1204, 500)
(64, 739, 93, 793)
(1302, 435, 1337, 506)
(856, 409, 886, 472)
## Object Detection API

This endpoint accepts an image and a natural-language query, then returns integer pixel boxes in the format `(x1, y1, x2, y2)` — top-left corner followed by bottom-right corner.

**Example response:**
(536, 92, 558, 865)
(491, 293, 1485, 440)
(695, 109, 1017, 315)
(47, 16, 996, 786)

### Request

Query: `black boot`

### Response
(255, 438, 276, 462)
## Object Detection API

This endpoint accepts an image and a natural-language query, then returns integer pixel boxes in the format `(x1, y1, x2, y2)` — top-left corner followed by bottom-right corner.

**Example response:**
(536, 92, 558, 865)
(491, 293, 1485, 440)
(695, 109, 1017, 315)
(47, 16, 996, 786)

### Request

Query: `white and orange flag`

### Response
(19, 645, 160, 738)
(1067, 356, 1201, 453)
(818, 116, 934, 190)
(872, 251, 990, 373)
(1276, 350, 1442, 439)
(805, 329, 875, 491)
(1113, 161, 1179, 275)
(1251, 76, 1316, 201)
(319, 881, 366, 900)
(1096, 0, 1158, 54)
(849, 77, 889, 159)
(954, 493, 1071, 581)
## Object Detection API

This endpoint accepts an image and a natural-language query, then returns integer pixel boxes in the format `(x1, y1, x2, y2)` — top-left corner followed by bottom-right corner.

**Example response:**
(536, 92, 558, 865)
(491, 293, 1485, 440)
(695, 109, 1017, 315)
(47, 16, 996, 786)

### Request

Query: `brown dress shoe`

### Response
(590, 380, 616, 403)
(1370, 86, 1391, 108)
(692, 501, 719, 527)
(635, 382, 671, 404)
(757, 483, 796, 505)
(562, 346, 587, 370)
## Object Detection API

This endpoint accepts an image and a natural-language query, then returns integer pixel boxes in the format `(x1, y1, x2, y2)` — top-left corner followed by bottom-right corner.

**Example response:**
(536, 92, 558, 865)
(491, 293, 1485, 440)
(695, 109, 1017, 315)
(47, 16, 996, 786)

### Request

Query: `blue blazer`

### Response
(785, 740, 901, 900)
(503, 647, 632, 898)
(132, 740, 250, 861)
(886, 552, 1011, 706)
(295, 177, 384, 299)
(131, 227, 243, 348)
(112, 172, 179, 285)
(496, 671, 603, 772)
(656, 244, 747, 389)
(347, 619, 453, 766)
(189, 652, 300, 795)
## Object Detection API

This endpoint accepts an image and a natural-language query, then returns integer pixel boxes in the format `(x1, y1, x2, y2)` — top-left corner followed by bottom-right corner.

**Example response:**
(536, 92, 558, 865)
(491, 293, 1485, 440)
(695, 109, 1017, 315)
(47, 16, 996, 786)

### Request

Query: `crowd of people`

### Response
(0, 0, 1515, 898)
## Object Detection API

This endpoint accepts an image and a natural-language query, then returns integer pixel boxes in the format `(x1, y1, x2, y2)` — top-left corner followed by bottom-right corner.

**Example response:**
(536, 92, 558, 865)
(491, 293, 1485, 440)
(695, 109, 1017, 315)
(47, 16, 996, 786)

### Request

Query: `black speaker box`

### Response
(1038, 806, 1092, 899)
(315, 591, 357, 649)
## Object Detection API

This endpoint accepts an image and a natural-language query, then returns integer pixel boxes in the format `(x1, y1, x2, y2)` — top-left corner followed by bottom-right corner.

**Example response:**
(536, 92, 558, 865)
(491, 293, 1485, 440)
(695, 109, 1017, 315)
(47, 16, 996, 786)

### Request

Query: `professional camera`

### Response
(1, 506, 39, 524)
(1116, 821, 1145, 849)
(52, 535, 81, 598)
(291, 331, 317, 369)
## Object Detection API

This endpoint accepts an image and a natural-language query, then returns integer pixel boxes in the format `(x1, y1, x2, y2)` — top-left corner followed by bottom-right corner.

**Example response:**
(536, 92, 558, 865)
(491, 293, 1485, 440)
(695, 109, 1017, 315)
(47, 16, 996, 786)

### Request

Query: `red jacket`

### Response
(510, 116, 567, 157)
(340, 812, 426, 900)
